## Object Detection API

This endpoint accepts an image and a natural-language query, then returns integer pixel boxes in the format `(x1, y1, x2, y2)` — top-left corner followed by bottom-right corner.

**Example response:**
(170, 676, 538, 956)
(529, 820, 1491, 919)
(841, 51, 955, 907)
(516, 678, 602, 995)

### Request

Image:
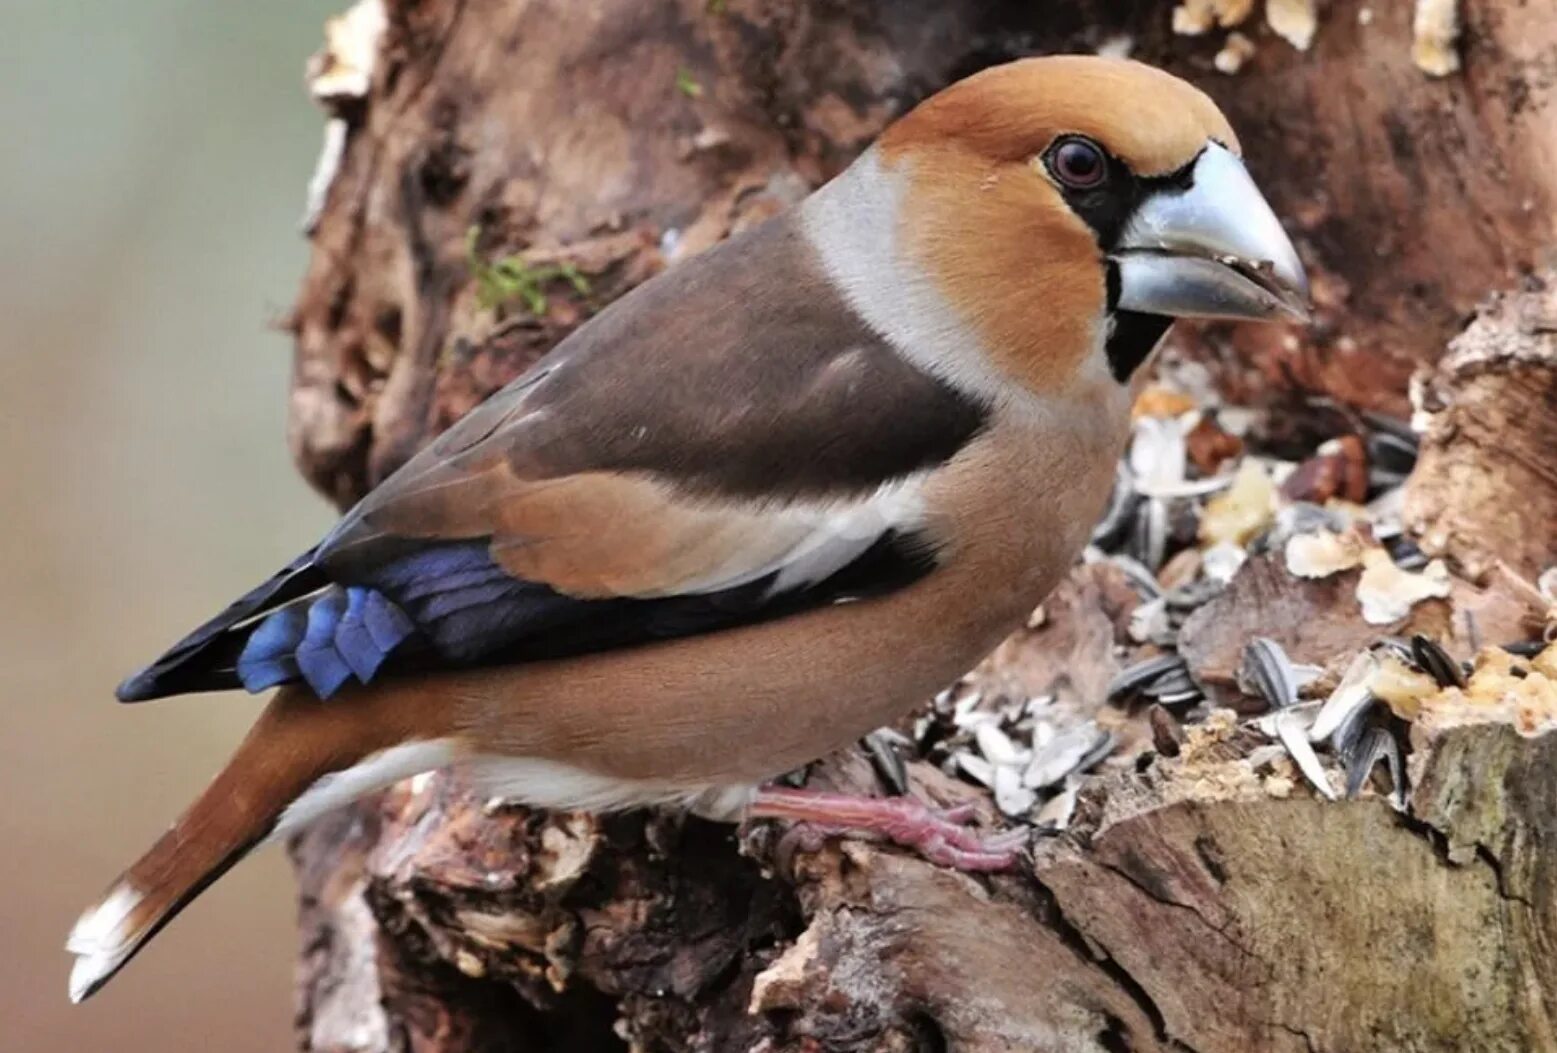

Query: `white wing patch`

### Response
(670, 472, 929, 598)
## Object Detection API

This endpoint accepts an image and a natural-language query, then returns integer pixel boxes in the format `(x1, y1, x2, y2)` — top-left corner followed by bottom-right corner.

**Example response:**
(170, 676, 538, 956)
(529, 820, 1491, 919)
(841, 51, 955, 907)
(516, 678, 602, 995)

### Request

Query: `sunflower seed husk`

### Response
(1164, 577, 1226, 611)
(993, 765, 1038, 817)
(1024, 722, 1109, 790)
(1241, 637, 1301, 709)
(1410, 633, 1467, 688)
(1366, 485, 1406, 539)
(1091, 466, 1140, 549)
(1275, 707, 1337, 800)
(954, 751, 995, 788)
(1345, 726, 1405, 807)
(1330, 698, 1373, 760)
(1034, 781, 1079, 833)
(1200, 541, 1248, 584)
(1129, 416, 1187, 489)
(1137, 475, 1237, 500)
(1309, 651, 1378, 743)
(1129, 497, 1170, 571)
(1129, 596, 1175, 645)
(1245, 743, 1289, 771)
(1365, 428, 1419, 472)
(1143, 666, 1198, 699)
(1389, 537, 1430, 571)
(862, 730, 909, 796)
(1251, 700, 1319, 737)
(951, 692, 987, 728)
(975, 722, 1027, 768)
(1076, 730, 1117, 773)
(1107, 654, 1188, 703)
(1377, 636, 1415, 662)
(1110, 554, 1165, 598)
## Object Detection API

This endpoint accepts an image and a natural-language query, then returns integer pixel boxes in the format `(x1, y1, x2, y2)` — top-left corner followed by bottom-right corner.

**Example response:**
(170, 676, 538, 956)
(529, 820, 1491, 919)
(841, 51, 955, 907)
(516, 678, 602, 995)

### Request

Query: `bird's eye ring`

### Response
(1047, 136, 1108, 190)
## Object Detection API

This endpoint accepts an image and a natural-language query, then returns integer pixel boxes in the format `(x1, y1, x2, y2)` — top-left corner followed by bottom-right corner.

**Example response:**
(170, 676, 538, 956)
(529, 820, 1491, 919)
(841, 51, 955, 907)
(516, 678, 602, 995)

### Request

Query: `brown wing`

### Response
(320, 213, 989, 600)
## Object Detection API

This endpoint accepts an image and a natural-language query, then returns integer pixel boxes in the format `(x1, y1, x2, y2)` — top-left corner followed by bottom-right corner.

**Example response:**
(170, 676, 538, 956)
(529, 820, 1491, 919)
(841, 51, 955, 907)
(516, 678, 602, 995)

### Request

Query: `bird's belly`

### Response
(450, 522, 1081, 796)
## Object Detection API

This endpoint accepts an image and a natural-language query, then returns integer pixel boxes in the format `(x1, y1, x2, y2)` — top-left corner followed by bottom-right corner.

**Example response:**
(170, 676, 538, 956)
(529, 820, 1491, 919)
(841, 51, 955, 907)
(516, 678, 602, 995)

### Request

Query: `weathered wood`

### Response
(1403, 276, 1557, 584)
(282, 2, 1557, 1050)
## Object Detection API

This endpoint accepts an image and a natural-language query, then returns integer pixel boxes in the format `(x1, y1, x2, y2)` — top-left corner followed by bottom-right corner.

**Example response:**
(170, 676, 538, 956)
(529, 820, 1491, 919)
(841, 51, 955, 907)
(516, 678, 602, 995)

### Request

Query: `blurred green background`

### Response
(1, 3, 343, 1049)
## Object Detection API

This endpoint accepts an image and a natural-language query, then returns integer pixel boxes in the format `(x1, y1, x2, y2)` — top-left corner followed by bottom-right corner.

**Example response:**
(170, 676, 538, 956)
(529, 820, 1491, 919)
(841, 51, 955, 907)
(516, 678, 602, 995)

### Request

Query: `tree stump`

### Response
(282, 2, 1557, 1049)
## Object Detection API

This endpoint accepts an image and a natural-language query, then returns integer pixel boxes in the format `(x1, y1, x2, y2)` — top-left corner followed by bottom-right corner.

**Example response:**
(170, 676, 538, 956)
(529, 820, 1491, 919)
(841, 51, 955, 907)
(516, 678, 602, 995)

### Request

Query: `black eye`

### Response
(1048, 137, 1107, 190)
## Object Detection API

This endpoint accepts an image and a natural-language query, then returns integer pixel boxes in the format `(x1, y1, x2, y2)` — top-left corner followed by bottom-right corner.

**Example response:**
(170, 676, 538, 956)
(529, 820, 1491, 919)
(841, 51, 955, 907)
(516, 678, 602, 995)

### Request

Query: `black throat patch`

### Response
(1103, 260, 1173, 383)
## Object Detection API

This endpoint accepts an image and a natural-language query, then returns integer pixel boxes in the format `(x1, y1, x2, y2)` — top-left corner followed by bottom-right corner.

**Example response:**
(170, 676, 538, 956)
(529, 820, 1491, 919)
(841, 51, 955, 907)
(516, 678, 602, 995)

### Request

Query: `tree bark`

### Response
(284, 2, 1557, 1050)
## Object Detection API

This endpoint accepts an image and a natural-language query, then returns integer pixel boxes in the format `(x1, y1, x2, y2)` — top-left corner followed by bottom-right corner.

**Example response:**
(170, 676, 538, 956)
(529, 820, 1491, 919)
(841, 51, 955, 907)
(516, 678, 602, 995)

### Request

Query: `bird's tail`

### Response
(66, 684, 453, 1003)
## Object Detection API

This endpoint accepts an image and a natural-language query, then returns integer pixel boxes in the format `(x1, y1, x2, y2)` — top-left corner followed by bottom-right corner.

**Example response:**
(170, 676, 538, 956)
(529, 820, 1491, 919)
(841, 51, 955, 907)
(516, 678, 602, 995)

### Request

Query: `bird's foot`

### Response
(749, 786, 1027, 872)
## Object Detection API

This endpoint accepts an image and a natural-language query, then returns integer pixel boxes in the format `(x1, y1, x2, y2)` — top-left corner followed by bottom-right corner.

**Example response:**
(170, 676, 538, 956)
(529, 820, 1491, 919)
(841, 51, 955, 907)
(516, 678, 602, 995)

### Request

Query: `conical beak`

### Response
(1111, 143, 1311, 324)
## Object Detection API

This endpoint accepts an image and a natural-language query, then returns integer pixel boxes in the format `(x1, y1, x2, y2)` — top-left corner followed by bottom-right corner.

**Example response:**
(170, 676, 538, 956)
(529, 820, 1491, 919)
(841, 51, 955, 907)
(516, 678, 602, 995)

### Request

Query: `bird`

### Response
(67, 55, 1308, 1003)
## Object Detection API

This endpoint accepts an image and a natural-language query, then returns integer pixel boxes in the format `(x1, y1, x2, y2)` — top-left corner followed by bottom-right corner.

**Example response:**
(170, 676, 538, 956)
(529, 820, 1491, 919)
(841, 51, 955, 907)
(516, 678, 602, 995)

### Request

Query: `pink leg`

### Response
(749, 786, 1027, 872)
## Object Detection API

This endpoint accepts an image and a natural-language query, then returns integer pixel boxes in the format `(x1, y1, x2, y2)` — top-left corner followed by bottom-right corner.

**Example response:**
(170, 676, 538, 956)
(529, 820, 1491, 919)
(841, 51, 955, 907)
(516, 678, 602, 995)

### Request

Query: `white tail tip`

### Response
(66, 882, 143, 1003)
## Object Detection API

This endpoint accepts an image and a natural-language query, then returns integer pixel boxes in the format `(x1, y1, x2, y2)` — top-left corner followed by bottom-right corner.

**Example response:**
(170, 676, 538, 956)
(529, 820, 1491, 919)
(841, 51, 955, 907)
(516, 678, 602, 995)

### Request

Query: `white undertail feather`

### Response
(66, 882, 144, 1004)
(270, 739, 458, 841)
(281, 743, 755, 823)
(465, 755, 756, 821)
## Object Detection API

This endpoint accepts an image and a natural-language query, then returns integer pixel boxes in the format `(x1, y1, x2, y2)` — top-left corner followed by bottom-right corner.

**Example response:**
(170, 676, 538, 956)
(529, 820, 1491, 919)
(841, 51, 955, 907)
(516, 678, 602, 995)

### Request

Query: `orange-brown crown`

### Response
(881, 56, 1237, 174)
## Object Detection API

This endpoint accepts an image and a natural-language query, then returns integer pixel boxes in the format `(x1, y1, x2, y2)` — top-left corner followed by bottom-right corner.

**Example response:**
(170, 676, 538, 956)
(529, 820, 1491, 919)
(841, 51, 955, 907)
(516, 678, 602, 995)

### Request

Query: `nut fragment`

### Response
(308, 0, 387, 104)
(1132, 384, 1197, 419)
(1172, 0, 1255, 35)
(1411, 0, 1462, 77)
(1370, 653, 1442, 718)
(1355, 550, 1451, 625)
(1185, 414, 1244, 474)
(1200, 459, 1276, 547)
(1280, 436, 1369, 505)
(1285, 527, 1370, 579)
(1267, 0, 1318, 50)
(1213, 32, 1258, 75)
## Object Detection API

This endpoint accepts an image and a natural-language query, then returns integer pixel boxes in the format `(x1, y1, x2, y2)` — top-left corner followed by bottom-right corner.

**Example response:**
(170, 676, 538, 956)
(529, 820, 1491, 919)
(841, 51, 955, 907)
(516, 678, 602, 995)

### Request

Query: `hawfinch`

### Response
(68, 55, 1307, 1002)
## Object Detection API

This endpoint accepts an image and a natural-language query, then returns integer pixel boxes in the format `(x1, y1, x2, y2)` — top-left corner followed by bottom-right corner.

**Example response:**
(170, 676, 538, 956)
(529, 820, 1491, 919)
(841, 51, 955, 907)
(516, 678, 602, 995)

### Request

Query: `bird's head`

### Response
(860, 56, 1308, 393)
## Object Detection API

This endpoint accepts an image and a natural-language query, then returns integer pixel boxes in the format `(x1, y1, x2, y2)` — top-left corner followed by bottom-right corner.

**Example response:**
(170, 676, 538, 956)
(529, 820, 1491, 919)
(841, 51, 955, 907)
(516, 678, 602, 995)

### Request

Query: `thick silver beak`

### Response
(1111, 143, 1310, 324)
